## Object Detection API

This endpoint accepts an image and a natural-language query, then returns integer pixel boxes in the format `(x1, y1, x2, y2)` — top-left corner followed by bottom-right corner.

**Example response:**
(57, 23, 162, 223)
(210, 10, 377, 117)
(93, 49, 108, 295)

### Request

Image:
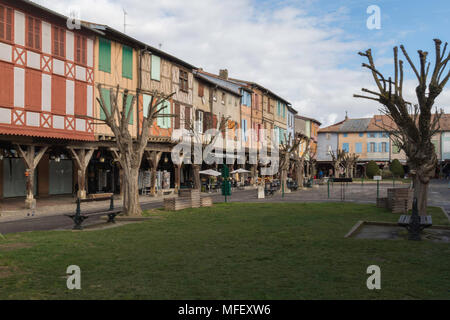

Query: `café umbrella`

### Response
(199, 169, 222, 177)
(230, 168, 251, 174)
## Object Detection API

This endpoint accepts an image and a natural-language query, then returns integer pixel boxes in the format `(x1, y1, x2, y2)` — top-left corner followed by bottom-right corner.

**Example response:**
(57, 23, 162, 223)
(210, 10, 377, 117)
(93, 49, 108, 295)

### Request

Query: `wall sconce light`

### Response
(55, 156, 61, 163)
(164, 155, 169, 163)
(100, 157, 105, 163)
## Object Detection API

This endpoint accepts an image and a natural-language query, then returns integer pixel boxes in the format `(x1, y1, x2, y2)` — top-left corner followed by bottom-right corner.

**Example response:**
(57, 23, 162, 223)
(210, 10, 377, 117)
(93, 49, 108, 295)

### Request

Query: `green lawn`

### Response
(0, 202, 449, 299)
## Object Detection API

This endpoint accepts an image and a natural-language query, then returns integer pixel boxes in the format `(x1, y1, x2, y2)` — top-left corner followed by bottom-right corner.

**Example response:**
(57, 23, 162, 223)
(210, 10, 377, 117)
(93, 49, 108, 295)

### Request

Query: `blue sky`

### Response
(37, 0, 450, 125)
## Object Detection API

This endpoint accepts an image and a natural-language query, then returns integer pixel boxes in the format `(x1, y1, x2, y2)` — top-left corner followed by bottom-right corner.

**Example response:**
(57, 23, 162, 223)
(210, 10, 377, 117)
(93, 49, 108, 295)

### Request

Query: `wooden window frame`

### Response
(26, 15, 41, 52)
(0, 4, 14, 43)
(198, 83, 204, 97)
(52, 25, 65, 58)
(179, 69, 189, 92)
(75, 34, 87, 66)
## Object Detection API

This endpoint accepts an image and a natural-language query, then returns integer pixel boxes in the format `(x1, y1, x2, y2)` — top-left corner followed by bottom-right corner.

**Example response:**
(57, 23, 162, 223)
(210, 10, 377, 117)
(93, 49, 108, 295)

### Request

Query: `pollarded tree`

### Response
(329, 149, 345, 178)
(96, 84, 174, 216)
(279, 132, 303, 193)
(293, 133, 311, 186)
(342, 152, 359, 178)
(354, 39, 448, 215)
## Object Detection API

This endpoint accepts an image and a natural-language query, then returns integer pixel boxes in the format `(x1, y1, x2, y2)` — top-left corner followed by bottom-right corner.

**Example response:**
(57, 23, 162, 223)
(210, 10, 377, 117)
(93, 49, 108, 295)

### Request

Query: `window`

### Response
(161, 100, 172, 128)
(52, 26, 65, 58)
(122, 45, 133, 79)
(179, 70, 189, 92)
(51, 75, 66, 115)
(382, 142, 388, 153)
(26, 16, 41, 50)
(198, 83, 204, 97)
(242, 91, 251, 106)
(143, 94, 152, 118)
(195, 110, 203, 134)
(282, 104, 286, 118)
(0, 61, 14, 106)
(75, 35, 87, 64)
(99, 37, 111, 73)
(359, 132, 363, 137)
(326, 133, 331, 140)
(25, 69, 41, 111)
(0, 5, 13, 42)
(122, 93, 134, 125)
(99, 88, 111, 120)
(221, 92, 225, 104)
(369, 142, 376, 152)
(75, 82, 87, 116)
(355, 143, 362, 153)
(368, 132, 376, 138)
(342, 143, 349, 152)
(151, 55, 160, 81)
(343, 133, 348, 137)
(242, 119, 248, 142)
(382, 132, 389, 138)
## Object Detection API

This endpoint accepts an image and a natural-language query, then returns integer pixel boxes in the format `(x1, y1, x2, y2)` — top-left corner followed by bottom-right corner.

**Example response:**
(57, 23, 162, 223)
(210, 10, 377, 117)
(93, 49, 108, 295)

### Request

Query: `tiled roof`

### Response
(368, 114, 450, 132)
(339, 118, 371, 132)
(194, 71, 242, 96)
(318, 120, 345, 133)
(295, 115, 321, 125)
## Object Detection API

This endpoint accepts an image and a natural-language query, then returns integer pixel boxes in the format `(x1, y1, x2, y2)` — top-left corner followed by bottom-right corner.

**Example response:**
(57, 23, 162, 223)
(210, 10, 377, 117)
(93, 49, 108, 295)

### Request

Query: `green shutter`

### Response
(123, 94, 134, 125)
(99, 38, 111, 73)
(100, 88, 111, 120)
(151, 55, 161, 81)
(143, 94, 152, 118)
(122, 45, 133, 79)
(162, 101, 170, 128)
(157, 100, 164, 128)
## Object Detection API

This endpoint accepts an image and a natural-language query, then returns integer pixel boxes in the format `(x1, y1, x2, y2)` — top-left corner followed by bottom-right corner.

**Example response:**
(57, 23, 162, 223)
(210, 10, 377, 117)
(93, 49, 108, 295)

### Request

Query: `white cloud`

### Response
(35, 0, 450, 126)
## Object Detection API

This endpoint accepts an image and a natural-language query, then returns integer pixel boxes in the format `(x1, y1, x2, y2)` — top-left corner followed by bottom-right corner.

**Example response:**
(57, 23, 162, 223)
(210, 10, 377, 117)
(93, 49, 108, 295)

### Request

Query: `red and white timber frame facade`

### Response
(0, 0, 98, 206)
(0, 0, 95, 140)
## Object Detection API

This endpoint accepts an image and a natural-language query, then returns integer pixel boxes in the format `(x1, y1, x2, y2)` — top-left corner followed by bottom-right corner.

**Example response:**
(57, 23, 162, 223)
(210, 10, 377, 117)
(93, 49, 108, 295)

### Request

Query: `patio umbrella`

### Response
(230, 168, 251, 174)
(199, 169, 222, 176)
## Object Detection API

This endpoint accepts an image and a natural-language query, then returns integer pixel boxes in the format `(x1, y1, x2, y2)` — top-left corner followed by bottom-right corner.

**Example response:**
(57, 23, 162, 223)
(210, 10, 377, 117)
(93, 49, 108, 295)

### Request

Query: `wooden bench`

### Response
(65, 197, 121, 230)
(398, 214, 432, 231)
(79, 193, 114, 203)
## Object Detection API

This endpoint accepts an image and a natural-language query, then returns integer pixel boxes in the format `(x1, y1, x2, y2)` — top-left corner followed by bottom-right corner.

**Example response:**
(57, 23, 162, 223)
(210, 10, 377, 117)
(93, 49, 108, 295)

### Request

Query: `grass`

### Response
(0, 202, 449, 300)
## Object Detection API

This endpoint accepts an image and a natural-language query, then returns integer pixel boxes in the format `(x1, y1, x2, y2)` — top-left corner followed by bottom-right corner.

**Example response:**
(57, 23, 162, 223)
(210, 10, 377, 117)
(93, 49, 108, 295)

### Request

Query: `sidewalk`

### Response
(0, 193, 177, 223)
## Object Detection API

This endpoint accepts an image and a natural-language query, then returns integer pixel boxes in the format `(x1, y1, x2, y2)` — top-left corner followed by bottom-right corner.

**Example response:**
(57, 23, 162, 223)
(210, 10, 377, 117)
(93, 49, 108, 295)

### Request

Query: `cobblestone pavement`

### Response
(0, 181, 448, 234)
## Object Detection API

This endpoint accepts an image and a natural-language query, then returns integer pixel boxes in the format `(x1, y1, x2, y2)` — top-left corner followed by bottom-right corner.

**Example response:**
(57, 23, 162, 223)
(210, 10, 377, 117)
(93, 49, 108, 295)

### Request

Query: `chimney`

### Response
(345, 111, 348, 120)
(219, 69, 228, 80)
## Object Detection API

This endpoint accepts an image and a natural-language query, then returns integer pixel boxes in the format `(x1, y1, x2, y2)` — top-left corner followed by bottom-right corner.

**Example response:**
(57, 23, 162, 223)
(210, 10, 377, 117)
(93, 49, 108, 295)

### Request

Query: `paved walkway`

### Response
(0, 180, 448, 234)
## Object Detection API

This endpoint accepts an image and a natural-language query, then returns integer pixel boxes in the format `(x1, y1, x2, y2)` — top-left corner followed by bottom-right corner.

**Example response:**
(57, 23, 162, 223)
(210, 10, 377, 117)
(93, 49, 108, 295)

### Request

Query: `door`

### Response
(49, 160, 73, 195)
(3, 158, 37, 198)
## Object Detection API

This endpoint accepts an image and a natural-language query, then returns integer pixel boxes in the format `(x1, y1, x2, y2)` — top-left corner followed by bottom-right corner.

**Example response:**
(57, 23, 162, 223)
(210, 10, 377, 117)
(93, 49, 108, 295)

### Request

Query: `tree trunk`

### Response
(251, 164, 258, 185)
(413, 175, 429, 216)
(280, 168, 287, 194)
(192, 164, 201, 189)
(174, 164, 181, 192)
(334, 163, 340, 178)
(124, 166, 142, 216)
